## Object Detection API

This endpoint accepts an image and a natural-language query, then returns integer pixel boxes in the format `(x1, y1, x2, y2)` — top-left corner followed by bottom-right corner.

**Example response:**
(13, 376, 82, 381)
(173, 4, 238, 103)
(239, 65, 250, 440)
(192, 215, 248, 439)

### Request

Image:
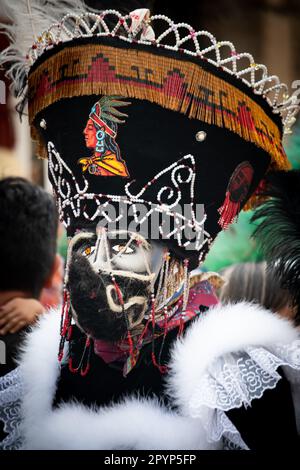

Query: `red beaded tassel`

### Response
(58, 288, 71, 362)
(156, 307, 168, 374)
(126, 330, 135, 369)
(218, 191, 240, 229)
(68, 336, 92, 377)
(178, 259, 189, 337)
(150, 294, 168, 374)
(112, 275, 136, 369)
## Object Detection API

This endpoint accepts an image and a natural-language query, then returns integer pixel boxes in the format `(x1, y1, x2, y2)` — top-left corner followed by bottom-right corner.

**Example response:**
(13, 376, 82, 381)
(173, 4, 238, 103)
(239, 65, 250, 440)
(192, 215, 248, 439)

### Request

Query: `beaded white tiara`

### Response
(1, 2, 299, 135)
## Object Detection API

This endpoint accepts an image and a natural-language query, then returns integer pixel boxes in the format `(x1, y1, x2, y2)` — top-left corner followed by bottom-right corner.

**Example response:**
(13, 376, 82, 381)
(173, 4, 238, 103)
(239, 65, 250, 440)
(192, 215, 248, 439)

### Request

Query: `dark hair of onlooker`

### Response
(0, 177, 58, 298)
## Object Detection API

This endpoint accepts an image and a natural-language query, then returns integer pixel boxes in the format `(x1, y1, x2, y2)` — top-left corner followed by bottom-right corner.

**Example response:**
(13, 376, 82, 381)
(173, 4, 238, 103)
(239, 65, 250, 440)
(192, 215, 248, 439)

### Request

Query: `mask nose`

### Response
(89, 228, 112, 273)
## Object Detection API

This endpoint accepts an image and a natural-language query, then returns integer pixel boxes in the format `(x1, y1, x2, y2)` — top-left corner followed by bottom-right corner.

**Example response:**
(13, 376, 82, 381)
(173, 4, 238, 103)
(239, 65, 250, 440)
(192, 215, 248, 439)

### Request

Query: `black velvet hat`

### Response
(2, 4, 299, 269)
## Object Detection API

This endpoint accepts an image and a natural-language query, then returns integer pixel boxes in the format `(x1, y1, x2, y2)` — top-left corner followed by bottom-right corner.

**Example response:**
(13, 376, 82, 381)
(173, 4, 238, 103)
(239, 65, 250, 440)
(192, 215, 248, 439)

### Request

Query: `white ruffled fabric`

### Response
(187, 340, 300, 449)
(0, 367, 23, 450)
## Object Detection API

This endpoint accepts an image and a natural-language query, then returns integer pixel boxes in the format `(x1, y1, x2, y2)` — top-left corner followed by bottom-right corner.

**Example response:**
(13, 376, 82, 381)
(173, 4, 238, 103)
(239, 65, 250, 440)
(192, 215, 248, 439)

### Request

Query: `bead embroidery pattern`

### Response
(48, 141, 210, 253)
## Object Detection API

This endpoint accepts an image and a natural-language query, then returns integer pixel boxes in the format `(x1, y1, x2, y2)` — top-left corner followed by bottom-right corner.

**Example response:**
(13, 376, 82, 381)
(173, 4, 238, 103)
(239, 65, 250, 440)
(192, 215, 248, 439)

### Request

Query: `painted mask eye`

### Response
(82, 246, 95, 257)
(112, 244, 134, 254)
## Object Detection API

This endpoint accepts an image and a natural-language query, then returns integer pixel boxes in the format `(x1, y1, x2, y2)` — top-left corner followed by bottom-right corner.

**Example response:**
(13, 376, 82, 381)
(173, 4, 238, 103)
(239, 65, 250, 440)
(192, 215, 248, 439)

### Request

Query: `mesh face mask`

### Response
(58, 228, 192, 374)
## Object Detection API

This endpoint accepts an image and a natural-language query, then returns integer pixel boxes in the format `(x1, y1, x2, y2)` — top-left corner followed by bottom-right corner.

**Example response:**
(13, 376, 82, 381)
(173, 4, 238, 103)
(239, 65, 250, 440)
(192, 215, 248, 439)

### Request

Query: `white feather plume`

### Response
(0, 0, 91, 99)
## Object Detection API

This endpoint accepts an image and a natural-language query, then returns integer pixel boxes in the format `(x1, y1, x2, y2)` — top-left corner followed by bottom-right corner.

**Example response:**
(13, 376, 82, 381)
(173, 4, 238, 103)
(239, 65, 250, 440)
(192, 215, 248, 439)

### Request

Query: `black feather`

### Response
(252, 170, 300, 323)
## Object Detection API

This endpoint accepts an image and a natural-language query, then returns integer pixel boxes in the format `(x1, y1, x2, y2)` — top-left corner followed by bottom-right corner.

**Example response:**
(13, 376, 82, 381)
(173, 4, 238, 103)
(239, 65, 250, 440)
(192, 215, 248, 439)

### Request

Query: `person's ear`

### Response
(43, 254, 62, 289)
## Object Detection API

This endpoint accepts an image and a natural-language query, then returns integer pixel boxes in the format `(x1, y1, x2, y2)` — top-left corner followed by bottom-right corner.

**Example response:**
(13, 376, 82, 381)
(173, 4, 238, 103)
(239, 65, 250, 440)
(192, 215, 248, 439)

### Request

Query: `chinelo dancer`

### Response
(0, 1, 300, 450)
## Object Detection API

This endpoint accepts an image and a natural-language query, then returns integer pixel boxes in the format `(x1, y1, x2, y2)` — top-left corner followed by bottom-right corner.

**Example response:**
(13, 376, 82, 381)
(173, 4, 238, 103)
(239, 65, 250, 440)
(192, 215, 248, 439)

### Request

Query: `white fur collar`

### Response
(167, 301, 298, 413)
(18, 302, 298, 449)
(19, 307, 61, 423)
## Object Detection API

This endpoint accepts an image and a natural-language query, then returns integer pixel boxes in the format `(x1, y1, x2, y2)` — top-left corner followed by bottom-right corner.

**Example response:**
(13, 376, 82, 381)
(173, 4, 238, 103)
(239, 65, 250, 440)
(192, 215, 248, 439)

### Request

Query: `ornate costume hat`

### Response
(1, 1, 299, 373)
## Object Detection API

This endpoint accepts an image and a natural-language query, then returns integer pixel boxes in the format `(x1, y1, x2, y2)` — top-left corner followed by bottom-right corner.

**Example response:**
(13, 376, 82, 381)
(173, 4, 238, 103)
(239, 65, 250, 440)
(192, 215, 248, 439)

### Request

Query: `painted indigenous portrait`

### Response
(78, 96, 130, 177)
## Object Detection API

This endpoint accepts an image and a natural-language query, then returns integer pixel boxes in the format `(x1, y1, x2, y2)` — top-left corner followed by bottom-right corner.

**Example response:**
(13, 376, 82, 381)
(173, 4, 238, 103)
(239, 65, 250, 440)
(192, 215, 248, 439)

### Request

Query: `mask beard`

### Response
(68, 252, 150, 342)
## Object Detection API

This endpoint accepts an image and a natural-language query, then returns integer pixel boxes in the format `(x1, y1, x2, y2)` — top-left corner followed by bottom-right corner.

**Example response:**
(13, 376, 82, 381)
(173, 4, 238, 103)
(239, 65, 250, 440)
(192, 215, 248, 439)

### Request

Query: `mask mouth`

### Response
(106, 283, 147, 327)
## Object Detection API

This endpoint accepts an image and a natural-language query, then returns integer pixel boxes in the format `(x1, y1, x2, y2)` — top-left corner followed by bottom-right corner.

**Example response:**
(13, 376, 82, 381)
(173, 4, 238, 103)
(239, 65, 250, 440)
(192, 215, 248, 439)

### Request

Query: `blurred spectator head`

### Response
(219, 261, 297, 323)
(0, 177, 58, 298)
